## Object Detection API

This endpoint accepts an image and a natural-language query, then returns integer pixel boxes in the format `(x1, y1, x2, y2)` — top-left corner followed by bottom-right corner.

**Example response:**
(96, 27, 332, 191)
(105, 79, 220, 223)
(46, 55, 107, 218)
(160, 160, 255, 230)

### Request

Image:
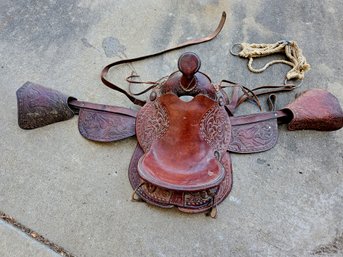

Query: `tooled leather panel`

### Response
(136, 99, 169, 152)
(178, 151, 233, 213)
(200, 105, 231, 152)
(228, 119, 278, 153)
(16, 82, 74, 129)
(128, 144, 174, 209)
(128, 144, 233, 213)
(78, 108, 136, 142)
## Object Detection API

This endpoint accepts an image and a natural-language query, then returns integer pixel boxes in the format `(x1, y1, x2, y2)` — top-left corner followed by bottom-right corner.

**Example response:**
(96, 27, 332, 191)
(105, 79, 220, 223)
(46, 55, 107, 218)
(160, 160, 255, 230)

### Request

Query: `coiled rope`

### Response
(231, 40, 311, 81)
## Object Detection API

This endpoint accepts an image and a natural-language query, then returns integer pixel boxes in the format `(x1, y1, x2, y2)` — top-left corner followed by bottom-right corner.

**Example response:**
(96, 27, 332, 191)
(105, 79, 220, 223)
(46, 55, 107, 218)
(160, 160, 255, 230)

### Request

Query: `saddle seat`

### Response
(137, 93, 229, 191)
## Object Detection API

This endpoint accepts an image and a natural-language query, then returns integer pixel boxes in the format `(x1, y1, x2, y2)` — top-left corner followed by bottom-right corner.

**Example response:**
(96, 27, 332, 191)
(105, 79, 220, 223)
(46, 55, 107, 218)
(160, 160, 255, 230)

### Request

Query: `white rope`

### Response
(235, 40, 311, 80)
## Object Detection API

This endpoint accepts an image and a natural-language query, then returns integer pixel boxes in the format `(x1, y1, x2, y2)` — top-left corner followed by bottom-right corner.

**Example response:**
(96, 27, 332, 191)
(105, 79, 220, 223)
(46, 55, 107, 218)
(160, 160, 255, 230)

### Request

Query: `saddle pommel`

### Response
(283, 89, 343, 131)
(178, 52, 201, 89)
(160, 52, 220, 101)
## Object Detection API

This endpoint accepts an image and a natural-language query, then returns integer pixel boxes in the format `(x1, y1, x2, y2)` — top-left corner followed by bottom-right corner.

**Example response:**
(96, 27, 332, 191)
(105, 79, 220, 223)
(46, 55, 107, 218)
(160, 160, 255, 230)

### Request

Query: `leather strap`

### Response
(230, 110, 288, 126)
(69, 99, 137, 117)
(222, 82, 297, 114)
(220, 80, 263, 114)
(101, 12, 227, 106)
(126, 73, 168, 96)
(236, 84, 297, 108)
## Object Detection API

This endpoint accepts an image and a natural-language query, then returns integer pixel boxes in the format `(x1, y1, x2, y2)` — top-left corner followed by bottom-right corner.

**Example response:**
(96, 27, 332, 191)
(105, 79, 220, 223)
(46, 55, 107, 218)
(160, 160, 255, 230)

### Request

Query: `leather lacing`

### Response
(205, 195, 218, 219)
(126, 72, 168, 96)
(218, 79, 299, 115)
(131, 182, 146, 202)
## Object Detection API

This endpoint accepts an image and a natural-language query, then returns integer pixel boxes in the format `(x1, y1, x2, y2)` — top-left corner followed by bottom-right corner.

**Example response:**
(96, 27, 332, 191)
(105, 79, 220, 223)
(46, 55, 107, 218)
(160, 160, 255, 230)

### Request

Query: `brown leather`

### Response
(136, 94, 230, 191)
(230, 110, 287, 126)
(160, 68, 218, 101)
(229, 119, 279, 153)
(129, 144, 233, 213)
(69, 100, 137, 142)
(78, 108, 136, 142)
(16, 82, 75, 129)
(128, 52, 234, 212)
(235, 84, 298, 110)
(68, 99, 137, 142)
(283, 89, 343, 131)
(16, 50, 343, 216)
(69, 100, 137, 118)
(130, 52, 340, 213)
(16, 82, 138, 142)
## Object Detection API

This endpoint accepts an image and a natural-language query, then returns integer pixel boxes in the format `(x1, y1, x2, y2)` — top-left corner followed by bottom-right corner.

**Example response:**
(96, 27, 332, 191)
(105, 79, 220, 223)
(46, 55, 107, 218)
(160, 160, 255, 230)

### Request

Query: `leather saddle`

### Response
(15, 13, 343, 216)
(16, 52, 343, 216)
(129, 52, 343, 215)
(131, 53, 232, 213)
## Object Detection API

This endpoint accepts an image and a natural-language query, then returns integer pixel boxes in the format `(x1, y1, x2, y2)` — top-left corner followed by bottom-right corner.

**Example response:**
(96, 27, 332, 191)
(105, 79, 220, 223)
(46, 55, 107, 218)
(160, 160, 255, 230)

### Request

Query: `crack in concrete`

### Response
(0, 211, 75, 257)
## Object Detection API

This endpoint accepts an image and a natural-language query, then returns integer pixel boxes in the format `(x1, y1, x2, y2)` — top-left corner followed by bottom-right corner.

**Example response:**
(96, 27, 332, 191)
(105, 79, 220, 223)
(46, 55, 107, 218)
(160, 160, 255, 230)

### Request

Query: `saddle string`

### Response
(219, 79, 299, 113)
(101, 12, 227, 106)
(205, 195, 217, 218)
(208, 206, 217, 218)
(235, 84, 297, 108)
(230, 40, 311, 81)
(126, 72, 168, 96)
(180, 76, 197, 92)
(131, 182, 146, 202)
(219, 80, 262, 112)
(267, 94, 277, 112)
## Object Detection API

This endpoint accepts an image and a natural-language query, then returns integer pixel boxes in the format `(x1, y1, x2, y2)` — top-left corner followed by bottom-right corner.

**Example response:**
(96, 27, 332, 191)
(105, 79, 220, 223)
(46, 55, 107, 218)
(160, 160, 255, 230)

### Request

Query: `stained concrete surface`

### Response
(0, 1, 343, 256)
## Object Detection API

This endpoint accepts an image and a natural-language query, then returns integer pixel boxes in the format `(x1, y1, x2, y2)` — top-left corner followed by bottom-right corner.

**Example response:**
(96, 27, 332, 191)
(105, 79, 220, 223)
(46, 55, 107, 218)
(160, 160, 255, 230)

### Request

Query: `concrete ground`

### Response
(0, 220, 61, 257)
(1, 0, 342, 256)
